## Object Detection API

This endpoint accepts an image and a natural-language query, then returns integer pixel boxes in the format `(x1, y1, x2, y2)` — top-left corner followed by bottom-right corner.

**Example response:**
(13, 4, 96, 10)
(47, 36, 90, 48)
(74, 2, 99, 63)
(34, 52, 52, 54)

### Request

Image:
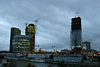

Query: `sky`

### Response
(0, 0, 100, 51)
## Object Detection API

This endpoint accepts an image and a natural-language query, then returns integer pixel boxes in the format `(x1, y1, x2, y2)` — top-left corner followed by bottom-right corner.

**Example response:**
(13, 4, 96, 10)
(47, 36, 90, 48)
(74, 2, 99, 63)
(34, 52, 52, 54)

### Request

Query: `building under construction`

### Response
(70, 16, 82, 51)
(25, 24, 35, 52)
(82, 41, 91, 51)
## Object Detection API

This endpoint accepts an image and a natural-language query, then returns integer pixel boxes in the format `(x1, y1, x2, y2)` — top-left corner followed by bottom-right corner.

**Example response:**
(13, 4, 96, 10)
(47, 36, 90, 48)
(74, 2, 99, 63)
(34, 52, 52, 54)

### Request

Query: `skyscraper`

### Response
(10, 27, 21, 52)
(25, 24, 35, 52)
(70, 16, 82, 51)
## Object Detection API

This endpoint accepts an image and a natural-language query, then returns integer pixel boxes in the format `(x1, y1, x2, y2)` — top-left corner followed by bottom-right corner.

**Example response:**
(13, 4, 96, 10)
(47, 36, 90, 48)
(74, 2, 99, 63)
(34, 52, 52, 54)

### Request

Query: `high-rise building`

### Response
(12, 35, 31, 54)
(25, 24, 35, 52)
(70, 16, 82, 51)
(82, 41, 91, 51)
(10, 27, 21, 52)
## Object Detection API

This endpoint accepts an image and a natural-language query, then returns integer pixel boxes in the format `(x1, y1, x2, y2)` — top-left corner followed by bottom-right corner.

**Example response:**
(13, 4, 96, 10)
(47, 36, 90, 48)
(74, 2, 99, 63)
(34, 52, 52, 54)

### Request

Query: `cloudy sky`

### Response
(0, 0, 100, 51)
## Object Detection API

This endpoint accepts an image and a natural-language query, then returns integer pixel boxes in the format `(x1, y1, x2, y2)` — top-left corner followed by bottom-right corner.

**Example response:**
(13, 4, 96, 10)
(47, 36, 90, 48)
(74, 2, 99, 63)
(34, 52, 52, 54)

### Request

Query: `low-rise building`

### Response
(12, 35, 31, 54)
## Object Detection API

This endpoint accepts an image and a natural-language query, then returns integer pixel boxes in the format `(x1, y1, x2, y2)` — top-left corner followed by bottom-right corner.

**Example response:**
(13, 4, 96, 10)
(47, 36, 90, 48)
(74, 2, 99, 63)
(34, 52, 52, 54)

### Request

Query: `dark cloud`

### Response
(0, 0, 100, 51)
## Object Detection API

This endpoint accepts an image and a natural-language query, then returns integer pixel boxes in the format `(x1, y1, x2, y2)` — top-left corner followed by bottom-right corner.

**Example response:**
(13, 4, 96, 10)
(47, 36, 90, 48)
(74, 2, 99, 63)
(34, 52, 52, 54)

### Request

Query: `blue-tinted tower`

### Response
(70, 16, 82, 51)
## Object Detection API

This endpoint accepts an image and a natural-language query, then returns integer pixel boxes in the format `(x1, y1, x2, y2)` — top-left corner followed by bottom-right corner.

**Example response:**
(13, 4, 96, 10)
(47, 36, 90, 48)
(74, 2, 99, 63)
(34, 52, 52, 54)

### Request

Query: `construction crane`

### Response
(76, 9, 80, 16)
(35, 19, 40, 22)
(34, 19, 40, 34)
(51, 45, 56, 52)
(51, 45, 59, 54)
(25, 23, 28, 27)
(34, 18, 40, 52)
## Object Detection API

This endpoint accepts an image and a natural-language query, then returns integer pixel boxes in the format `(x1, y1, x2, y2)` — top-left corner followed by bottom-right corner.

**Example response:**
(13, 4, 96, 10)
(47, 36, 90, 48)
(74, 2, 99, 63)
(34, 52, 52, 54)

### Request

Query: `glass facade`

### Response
(10, 27, 21, 52)
(70, 16, 82, 50)
(12, 35, 31, 54)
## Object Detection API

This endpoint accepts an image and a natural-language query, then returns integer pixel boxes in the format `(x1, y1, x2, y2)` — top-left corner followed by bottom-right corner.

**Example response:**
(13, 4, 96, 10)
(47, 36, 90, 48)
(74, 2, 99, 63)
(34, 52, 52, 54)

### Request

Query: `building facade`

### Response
(12, 35, 31, 54)
(82, 41, 91, 51)
(10, 27, 21, 52)
(70, 16, 82, 51)
(25, 24, 35, 52)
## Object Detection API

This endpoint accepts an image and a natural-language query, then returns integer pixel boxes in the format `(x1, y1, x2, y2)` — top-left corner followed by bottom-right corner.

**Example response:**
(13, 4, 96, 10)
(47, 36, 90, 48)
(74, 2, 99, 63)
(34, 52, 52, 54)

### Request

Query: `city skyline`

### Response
(0, 0, 100, 51)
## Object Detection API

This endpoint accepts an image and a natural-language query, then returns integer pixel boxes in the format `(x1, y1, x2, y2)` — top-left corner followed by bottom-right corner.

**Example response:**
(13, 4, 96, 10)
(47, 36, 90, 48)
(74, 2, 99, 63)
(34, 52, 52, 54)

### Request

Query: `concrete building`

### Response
(25, 24, 35, 52)
(70, 16, 82, 51)
(12, 35, 31, 54)
(10, 27, 21, 52)
(82, 41, 91, 51)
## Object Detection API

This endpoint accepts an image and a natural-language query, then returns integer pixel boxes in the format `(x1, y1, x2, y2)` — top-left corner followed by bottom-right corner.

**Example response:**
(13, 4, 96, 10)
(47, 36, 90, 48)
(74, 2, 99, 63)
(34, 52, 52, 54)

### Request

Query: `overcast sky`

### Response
(0, 0, 100, 51)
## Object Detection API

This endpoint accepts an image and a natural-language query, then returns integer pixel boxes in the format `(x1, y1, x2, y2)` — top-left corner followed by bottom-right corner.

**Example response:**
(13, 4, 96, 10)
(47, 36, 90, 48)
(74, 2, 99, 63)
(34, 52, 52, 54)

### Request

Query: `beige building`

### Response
(25, 24, 35, 52)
